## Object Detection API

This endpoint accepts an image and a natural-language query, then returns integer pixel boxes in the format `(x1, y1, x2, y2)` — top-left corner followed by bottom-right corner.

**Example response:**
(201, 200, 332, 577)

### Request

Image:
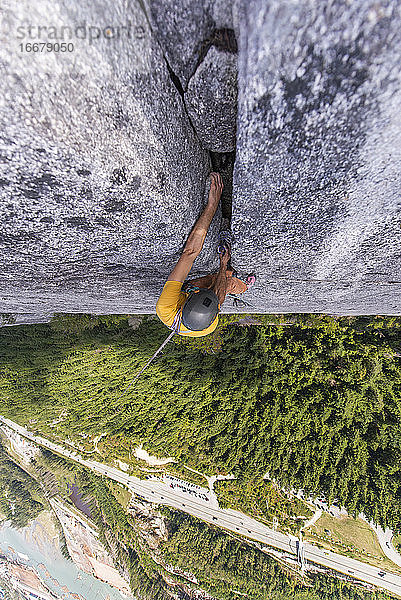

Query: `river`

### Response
(0, 519, 130, 600)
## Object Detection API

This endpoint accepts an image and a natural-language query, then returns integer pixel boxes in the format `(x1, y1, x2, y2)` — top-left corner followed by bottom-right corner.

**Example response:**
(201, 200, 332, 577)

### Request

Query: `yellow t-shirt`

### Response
(156, 281, 219, 337)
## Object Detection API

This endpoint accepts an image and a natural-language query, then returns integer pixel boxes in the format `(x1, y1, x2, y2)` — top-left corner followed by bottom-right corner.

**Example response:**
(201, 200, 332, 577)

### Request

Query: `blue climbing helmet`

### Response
(181, 288, 220, 331)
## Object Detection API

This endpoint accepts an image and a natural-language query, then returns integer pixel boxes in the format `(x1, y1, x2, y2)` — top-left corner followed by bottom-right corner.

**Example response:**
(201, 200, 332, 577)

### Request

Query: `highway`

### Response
(1, 415, 401, 597)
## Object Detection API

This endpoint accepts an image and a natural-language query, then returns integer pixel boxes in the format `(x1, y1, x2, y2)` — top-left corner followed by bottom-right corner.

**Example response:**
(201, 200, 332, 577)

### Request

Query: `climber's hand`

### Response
(207, 172, 223, 211)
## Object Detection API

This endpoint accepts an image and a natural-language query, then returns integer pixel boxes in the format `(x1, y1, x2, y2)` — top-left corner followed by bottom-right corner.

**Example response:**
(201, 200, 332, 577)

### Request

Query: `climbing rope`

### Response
(111, 329, 176, 407)
(109, 287, 204, 415)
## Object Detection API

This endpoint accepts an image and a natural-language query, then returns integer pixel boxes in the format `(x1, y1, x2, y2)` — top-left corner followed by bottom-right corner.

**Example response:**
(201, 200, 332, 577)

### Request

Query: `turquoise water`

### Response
(0, 520, 129, 600)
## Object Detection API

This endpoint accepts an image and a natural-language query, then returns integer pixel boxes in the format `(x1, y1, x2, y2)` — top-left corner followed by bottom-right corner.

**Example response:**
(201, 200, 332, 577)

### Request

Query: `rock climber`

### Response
(156, 172, 255, 337)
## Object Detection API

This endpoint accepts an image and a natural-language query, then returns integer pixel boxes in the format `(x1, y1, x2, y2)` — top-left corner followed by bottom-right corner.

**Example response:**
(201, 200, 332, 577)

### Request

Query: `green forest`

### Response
(0, 439, 46, 527)
(0, 313, 400, 535)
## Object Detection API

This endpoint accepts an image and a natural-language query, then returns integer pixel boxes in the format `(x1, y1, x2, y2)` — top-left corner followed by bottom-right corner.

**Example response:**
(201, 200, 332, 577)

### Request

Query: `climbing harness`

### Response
(182, 284, 201, 294)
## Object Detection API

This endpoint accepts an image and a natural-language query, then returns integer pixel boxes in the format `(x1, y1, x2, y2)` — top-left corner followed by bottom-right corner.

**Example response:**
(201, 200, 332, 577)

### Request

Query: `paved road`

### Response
(358, 514, 401, 570)
(375, 526, 401, 569)
(2, 416, 401, 597)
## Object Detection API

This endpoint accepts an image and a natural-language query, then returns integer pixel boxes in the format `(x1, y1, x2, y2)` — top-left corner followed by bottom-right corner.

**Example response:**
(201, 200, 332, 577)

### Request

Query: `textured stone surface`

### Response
(185, 45, 237, 152)
(146, 0, 238, 152)
(0, 0, 221, 317)
(231, 0, 401, 314)
(145, 0, 216, 89)
(1, 0, 401, 321)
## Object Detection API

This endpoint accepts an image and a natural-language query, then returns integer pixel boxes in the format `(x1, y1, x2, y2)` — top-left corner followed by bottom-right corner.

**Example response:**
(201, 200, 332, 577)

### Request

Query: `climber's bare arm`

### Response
(213, 251, 230, 305)
(167, 173, 223, 283)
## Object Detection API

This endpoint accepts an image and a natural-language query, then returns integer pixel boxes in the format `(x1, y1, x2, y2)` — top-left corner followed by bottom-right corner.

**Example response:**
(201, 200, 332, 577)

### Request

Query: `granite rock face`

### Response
(145, 0, 235, 89)
(1, 0, 401, 321)
(231, 0, 401, 314)
(145, 0, 215, 89)
(0, 0, 221, 317)
(185, 45, 238, 152)
(147, 0, 238, 152)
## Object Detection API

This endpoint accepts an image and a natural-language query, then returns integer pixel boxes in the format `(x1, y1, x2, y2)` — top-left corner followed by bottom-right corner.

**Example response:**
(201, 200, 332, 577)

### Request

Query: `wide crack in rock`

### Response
(210, 151, 235, 221)
(185, 28, 239, 221)
(2, 0, 400, 319)
(189, 28, 238, 88)
(153, 19, 239, 224)
(0, 0, 220, 317)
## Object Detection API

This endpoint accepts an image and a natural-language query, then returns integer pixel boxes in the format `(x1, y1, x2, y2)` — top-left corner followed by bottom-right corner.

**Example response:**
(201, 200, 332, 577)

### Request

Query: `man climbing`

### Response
(156, 172, 255, 337)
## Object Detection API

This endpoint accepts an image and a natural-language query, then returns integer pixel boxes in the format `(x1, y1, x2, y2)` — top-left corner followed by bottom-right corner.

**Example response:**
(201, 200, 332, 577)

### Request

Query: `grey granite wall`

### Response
(0, 0, 220, 317)
(231, 0, 401, 314)
(0, 0, 400, 321)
